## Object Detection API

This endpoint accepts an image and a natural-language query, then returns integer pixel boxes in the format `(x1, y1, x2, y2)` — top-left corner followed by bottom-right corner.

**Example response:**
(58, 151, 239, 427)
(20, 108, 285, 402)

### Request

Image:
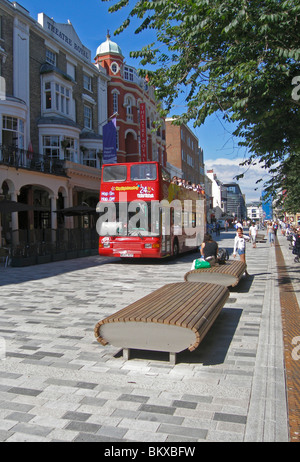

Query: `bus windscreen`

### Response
(130, 164, 157, 181)
(103, 165, 127, 182)
(97, 202, 160, 237)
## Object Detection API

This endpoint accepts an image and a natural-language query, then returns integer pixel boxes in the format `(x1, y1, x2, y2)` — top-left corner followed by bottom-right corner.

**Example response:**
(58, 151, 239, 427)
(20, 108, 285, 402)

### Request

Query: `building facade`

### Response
(0, 1, 109, 260)
(247, 202, 262, 223)
(223, 183, 247, 221)
(94, 33, 166, 165)
(206, 169, 227, 220)
(165, 118, 205, 186)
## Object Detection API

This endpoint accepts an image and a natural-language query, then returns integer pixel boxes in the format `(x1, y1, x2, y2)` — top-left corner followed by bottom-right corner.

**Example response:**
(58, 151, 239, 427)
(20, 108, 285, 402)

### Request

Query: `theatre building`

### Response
(0, 1, 109, 264)
(94, 33, 166, 165)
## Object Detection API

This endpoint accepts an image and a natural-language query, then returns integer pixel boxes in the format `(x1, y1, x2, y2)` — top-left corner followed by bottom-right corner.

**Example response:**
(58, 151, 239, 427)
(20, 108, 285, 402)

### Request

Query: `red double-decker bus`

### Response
(96, 162, 205, 258)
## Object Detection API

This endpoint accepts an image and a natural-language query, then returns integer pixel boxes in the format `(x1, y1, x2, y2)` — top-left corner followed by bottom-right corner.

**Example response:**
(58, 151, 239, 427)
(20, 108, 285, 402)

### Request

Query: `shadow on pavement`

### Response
(0, 248, 201, 287)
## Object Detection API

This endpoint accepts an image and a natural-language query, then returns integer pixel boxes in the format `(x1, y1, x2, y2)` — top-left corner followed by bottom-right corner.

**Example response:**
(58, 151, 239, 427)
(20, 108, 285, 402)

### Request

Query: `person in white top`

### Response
(249, 222, 258, 248)
(233, 227, 250, 275)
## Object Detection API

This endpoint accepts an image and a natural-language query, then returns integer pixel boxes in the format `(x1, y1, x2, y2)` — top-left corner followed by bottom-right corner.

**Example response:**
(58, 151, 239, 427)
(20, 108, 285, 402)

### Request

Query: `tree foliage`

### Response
(264, 152, 300, 213)
(102, 0, 300, 212)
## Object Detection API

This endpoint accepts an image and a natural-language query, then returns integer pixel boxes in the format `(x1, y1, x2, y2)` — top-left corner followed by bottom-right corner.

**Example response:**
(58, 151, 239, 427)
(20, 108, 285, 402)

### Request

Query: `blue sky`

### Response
(19, 0, 264, 201)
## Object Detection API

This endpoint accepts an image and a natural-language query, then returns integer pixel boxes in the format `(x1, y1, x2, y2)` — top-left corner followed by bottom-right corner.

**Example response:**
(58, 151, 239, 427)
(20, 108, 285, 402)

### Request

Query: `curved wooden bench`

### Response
(94, 282, 229, 364)
(184, 260, 246, 287)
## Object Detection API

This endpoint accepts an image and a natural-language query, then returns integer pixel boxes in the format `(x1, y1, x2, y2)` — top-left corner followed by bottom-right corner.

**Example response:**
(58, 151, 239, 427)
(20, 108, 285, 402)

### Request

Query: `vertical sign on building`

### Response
(140, 102, 147, 162)
(261, 190, 273, 221)
(103, 118, 117, 164)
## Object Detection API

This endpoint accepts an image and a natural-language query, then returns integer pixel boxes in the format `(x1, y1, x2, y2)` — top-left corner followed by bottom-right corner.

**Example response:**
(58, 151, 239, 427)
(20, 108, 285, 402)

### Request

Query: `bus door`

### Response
(161, 206, 171, 255)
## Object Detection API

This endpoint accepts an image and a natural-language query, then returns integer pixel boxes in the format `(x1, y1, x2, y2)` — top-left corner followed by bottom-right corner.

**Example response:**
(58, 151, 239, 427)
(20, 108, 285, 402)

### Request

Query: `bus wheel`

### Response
(173, 239, 179, 258)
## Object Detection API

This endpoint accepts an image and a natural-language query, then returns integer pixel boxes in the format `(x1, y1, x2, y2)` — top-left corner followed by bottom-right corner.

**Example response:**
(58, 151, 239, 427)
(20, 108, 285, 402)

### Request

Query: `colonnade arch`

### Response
(0, 177, 68, 247)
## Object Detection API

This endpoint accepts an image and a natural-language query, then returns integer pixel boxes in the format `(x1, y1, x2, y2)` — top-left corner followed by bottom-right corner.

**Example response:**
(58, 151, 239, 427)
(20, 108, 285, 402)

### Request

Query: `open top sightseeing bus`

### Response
(96, 162, 205, 258)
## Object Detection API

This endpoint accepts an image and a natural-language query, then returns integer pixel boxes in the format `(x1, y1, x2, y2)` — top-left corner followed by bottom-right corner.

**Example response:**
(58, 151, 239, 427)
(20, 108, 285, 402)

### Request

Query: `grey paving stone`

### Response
(0, 402, 34, 413)
(138, 404, 176, 415)
(80, 396, 108, 407)
(117, 393, 149, 403)
(96, 425, 127, 439)
(5, 412, 35, 423)
(7, 387, 42, 397)
(137, 412, 184, 425)
(73, 432, 124, 442)
(159, 423, 208, 439)
(65, 421, 101, 434)
(62, 411, 91, 422)
(213, 412, 247, 424)
(172, 400, 197, 409)
(182, 394, 213, 403)
(0, 372, 22, 380)
(0, 430, 13, 442)
(10, 423, 53, 438)
(75, 382, 98, 390)
(165, 434, 202, 442)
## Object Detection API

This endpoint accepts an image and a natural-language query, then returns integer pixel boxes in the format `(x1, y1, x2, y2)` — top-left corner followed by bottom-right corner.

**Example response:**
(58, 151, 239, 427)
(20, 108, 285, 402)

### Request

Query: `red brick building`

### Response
(165, 118, 204, 186)
(94, 34, 166, 165)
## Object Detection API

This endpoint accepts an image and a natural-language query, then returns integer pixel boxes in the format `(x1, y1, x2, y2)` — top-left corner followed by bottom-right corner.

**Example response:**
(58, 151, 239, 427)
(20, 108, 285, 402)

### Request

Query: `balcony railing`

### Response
(0, 145, 66, 176)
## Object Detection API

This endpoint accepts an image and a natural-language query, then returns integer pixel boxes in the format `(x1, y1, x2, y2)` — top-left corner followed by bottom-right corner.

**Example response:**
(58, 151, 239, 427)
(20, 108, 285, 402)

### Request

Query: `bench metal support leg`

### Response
(123, 348, 131, 361)
(169, 352, 176, 365)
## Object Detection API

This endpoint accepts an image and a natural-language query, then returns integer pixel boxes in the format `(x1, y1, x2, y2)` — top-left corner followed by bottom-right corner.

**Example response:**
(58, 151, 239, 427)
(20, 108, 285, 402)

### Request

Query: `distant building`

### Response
(204, 174, 213, 223)
(247, 202, 262, 223)
(206, 169, 227, 219)
(223, 183, 246, 220)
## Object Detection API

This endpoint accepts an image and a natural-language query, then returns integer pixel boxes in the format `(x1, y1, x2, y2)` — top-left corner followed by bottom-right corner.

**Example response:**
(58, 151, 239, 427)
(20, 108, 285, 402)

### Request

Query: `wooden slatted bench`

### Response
(94, 282, 229, 364)
(184, 260, 246, 288)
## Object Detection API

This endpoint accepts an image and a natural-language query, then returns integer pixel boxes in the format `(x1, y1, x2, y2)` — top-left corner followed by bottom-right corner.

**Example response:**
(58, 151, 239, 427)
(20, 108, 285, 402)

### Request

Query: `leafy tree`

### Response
(103, 0, 300, 211)
(263, 152, 300, 214)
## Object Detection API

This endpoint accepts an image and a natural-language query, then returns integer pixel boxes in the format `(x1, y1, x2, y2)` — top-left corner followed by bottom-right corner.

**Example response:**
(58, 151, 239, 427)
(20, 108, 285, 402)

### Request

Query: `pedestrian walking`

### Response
(233, 227, 250, 275)
(249, 222, 258, 248)
(267, 221, 275, 246)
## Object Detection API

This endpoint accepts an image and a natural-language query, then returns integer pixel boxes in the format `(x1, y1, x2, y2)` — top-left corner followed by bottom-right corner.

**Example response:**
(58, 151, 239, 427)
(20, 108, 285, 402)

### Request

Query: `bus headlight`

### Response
(144, 243, 160, 249)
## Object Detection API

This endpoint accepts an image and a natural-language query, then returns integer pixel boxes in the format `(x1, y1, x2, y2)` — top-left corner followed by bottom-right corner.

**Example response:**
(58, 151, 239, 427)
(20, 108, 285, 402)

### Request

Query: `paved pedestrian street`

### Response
(0, 230, 297, 443)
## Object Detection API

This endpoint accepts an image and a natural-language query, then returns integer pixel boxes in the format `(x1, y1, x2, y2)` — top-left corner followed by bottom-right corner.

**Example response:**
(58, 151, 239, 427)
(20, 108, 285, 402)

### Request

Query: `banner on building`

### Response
(103, 118, 117, 164)
(140, 103, 147, 162)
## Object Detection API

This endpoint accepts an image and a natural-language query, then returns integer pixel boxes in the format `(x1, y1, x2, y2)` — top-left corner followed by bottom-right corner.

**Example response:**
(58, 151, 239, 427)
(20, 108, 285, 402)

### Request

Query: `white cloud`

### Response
(205, 157, 269, 202)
